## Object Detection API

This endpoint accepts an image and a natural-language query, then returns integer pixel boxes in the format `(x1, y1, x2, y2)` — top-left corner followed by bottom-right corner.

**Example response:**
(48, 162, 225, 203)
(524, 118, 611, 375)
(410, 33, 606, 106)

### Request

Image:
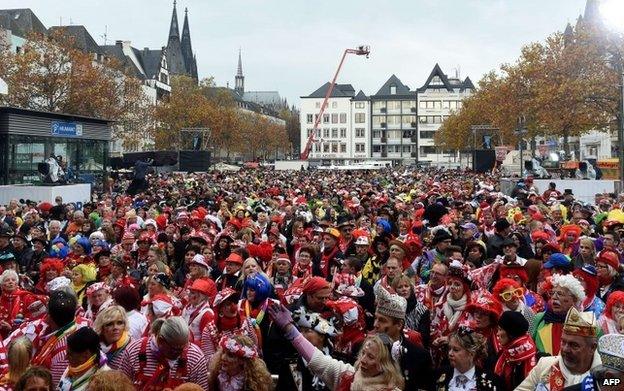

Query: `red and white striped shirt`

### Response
(118, 336, 209, 390)
(181, 302, 214, 344)
(4, 317, 91, 385)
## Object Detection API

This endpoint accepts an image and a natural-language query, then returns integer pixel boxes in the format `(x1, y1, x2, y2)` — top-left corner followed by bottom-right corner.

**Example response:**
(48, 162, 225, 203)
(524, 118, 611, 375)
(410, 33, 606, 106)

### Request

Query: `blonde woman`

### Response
(94, 306, 131, 370)
(0, 337, 32, 390)
(207, 334, 273, 391)
(268, 303, 404, 390)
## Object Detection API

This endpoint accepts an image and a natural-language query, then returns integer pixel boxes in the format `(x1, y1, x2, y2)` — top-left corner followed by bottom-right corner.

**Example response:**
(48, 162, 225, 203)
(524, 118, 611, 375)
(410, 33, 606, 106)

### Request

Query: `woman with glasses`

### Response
(492, 278, 535, 329)
(435, 326, 501, 391)
(598, 291, 624, 334)
(431, 261, 472, 368)
(93, 305, 131, 370)
(573, 265, 605, 318)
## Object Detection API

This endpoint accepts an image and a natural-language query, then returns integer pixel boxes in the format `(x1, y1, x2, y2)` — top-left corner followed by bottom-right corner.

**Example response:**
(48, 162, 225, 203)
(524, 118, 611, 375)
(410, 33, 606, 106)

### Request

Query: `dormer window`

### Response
(431, 76, 443, 86)
(390, 85, 397, 95)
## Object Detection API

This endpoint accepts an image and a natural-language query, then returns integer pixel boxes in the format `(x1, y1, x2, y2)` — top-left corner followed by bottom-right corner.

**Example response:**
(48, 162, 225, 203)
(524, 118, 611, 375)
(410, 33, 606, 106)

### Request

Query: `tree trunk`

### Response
(563, 128, 570, 159)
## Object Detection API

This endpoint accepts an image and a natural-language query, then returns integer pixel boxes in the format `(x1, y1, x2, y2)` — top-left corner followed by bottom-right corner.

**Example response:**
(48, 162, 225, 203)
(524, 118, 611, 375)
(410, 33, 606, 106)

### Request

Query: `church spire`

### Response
(237, 48, 243, 77)
(563, 22, 574, 47)
(583, 0, 601, 27)
(166, 0, 187, 76)
(235, 48, 244, 94)
(168, 0, 180, 39)
(181, 6, 196, 79)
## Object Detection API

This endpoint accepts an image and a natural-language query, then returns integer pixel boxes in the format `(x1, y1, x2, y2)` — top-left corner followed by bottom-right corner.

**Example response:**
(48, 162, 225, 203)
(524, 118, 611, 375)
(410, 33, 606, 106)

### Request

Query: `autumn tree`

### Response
(436, 24, 622, 156)
(155, 75, 290, 160)
(0, 29, 152, 147)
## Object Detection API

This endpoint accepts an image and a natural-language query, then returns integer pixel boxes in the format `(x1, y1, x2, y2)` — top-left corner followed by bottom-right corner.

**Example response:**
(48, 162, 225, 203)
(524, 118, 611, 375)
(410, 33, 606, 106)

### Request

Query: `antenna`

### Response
(101, 25, 108, 45)
(59, 16, 62, 26)
(69, 17, 73, 25)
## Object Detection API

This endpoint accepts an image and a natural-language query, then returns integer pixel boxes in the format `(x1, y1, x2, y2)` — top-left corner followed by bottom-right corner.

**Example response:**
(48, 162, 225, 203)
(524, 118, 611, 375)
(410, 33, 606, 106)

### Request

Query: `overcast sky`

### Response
(5, 0, 591, 105)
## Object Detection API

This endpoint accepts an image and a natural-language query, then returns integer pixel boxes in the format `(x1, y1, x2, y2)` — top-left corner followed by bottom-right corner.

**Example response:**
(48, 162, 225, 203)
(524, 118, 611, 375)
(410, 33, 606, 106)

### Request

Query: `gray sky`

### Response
(4, 0, 591, 105)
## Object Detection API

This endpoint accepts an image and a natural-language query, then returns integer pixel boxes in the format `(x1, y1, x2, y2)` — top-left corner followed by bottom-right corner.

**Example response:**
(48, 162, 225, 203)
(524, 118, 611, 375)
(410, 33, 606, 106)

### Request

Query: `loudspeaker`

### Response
(473, 150, 496, 173)
(179, 150, 211, 172)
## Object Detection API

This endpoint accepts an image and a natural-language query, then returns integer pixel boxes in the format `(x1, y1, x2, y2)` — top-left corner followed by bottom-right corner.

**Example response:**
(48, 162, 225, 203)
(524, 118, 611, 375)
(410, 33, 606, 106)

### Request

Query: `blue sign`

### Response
(51, 121, 83, 137)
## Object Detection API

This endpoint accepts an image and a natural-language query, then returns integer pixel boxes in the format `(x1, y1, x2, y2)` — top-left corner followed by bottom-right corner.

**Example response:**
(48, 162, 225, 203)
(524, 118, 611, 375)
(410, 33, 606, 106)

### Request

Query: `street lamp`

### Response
(600, 0, 624, 187)
(515, 115, 528, 178)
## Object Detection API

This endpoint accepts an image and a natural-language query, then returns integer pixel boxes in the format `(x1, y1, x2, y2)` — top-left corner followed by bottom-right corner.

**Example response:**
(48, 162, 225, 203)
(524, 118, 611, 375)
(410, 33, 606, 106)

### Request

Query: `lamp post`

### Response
(515, 115, 528, 178)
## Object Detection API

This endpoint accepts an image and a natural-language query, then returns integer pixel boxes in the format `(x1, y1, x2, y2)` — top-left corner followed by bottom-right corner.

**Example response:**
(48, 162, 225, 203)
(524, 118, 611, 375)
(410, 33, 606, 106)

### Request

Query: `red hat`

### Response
(303, 277, 331, 294)
(189, 278, 217, 299)
(499, 264, 528, 283)
(213, 288, 238, 307)
(597, 250, 620, 270)
(155, 215, 168, 230)
(38, 202, 53, 212)
(121, 232, 135, 243)
(225, 253, 243, 265)
(559, 224, 582, 241)
(466, 290, 503, 321)
(531, 231, 550, 243)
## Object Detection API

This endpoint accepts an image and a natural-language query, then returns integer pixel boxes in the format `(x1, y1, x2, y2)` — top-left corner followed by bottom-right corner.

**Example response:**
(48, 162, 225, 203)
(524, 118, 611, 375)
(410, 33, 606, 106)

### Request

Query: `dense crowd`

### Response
(0, 167, 621, 390)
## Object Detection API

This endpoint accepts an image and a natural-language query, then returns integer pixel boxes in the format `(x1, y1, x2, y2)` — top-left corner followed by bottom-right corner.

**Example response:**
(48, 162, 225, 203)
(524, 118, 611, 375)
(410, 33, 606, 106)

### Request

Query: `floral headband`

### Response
(219, 335, 258, 359)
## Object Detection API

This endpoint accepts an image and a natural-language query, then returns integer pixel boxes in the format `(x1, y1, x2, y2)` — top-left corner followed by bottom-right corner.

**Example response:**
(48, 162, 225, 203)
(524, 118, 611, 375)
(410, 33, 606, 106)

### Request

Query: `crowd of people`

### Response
(0, 167, 621, 390)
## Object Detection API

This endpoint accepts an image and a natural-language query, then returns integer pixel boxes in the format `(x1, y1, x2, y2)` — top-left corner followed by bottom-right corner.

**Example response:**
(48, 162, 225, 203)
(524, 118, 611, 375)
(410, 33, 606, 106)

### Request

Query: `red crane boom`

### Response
(300, 45, 370, 160)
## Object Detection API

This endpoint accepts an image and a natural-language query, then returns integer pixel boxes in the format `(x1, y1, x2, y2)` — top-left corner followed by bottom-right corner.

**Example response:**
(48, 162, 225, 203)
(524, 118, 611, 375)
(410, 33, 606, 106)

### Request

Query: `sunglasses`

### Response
(499, 287, 524, 301)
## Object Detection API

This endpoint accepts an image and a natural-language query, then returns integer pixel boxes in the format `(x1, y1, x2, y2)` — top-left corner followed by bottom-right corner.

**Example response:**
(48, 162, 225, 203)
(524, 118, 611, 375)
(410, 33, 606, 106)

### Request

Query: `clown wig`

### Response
(243, 272, 272, 304)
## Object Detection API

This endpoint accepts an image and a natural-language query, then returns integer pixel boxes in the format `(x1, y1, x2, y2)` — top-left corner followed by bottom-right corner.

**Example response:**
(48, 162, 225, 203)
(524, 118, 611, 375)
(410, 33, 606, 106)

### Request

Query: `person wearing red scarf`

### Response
(495, 311, 537, 390)
(466, 290, 504, 372)
(0, 270, 29, 338)
(320, 228, 343, 280)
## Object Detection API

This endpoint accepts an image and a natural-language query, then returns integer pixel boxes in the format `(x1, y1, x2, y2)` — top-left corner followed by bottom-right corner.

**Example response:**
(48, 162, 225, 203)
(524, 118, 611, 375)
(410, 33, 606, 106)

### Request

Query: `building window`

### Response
(306, 114, 313, 123)
(340, 128, 346, 138)
(323, 144, 330, 153)
(330, 113, 338, 124)
(420, 131, 436, 139)
(373, 101, 386, 111)
(355, 128, 365, 138)
(339, 113, 347, 123)
(402, 101, 416, 112)
(372, 130, 381, 138)
(332, 143, 338, 153)
(355, 102, 365, 109)
(332, 128, 338, 138)
(373, 145, 381, 153)
(323, 128, 330, 138)
(390, 85, 397, 95)
(340, 143, 347, 153)
(323, 114, 330, 123)
(355, 143, 365, 153)
(316, 102, 321, 108)
(442, 101, 450, 109)
(420, 146, 437, 154)
(316, 129, 321, 137)
(388, 101, 401, 111)
(332, 101, 338, 108)
(402, 145, 411, 153)
(355, 113, 366, 123)
(307, 129, 313, 137)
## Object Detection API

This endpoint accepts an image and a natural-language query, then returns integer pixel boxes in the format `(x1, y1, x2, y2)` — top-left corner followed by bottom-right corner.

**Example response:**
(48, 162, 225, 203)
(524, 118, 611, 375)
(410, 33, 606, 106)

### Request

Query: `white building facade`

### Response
(416, 64, 474, 164)
(300, 83, 358, 162)
(299, 64, 473, 165)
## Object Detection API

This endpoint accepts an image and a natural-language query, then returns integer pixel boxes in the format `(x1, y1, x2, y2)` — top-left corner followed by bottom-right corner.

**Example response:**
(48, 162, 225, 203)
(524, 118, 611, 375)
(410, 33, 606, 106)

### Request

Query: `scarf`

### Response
(100, 331, 130, 361)
(494, 335, 537, 389)
(59, 355, 99, 391)
(349, 370, 395, 391)
(442, 294, 467, 330)
(0, 291, 21, 323)
(217, 371, 245, 391)
(543, 309, 567, 324)
(32, 320, 77, 367)
(292, 263, 312, 279)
